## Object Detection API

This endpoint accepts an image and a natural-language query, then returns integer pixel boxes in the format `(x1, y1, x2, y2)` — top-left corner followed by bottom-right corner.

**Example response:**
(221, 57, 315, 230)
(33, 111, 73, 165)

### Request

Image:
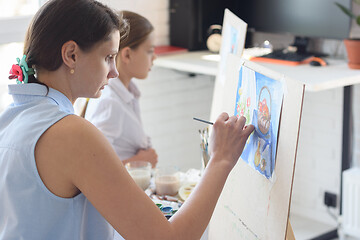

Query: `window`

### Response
(0, 0, 39, 18)
(0, 0, 43, 112)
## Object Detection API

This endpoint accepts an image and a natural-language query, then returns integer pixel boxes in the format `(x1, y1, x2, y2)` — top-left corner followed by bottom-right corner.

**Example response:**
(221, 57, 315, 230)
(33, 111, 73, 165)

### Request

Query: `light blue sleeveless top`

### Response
(0, 84, 114, 240)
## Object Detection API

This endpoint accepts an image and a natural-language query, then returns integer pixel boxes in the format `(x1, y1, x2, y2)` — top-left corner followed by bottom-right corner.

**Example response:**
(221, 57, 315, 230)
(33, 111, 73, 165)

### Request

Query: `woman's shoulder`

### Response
(51, 114, 104, 140)
(39, 114, 108, 155)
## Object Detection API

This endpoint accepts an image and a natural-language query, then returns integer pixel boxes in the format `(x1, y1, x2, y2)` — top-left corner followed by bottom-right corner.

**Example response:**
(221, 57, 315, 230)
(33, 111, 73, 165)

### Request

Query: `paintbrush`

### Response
(193, 117, 213, 125)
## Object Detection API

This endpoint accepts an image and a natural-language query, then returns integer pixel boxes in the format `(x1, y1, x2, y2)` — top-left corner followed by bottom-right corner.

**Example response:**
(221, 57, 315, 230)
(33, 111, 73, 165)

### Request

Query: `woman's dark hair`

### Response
(24, 0, 124, 84)
(119, 11, 154, 50)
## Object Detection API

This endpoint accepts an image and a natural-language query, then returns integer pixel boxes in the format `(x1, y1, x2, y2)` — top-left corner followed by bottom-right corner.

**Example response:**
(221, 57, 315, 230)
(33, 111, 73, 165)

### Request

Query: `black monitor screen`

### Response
(239, 0, 352, 40)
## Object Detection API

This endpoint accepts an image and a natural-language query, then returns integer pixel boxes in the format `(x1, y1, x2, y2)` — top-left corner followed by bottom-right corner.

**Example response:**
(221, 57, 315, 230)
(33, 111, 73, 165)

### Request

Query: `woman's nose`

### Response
(108, 66, 119, 79)
(108, 61, 119, 79)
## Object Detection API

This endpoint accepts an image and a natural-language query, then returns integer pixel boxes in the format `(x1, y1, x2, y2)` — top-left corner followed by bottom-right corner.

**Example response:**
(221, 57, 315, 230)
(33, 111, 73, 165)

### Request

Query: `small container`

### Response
(155, 166, 180, 196)
(161, 206, 173, 215)
(125, 161, 151, 191)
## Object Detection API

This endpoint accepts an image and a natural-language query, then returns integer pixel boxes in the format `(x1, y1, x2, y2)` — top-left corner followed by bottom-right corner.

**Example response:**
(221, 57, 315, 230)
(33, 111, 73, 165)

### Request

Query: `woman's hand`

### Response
(208, 113, 254, 170)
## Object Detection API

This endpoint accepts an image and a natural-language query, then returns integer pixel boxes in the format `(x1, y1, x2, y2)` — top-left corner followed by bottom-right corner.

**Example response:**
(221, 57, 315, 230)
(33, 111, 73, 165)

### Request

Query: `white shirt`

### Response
(85, 78, 151, 161)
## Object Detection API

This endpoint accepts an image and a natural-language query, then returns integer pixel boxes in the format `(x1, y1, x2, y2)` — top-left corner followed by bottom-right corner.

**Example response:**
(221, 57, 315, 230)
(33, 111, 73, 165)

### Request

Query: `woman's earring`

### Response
(70, 69, 75, 74)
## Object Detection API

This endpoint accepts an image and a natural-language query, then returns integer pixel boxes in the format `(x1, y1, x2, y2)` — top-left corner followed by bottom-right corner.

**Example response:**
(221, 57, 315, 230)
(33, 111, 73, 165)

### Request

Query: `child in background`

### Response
(85, 11, 158, 168)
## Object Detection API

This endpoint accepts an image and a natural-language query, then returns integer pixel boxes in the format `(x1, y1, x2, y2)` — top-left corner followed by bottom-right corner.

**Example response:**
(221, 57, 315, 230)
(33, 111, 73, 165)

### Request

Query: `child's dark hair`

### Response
(24, 0, 124, 84)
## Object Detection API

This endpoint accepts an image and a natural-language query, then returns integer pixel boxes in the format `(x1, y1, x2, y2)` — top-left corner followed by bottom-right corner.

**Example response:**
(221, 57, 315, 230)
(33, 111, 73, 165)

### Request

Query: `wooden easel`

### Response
(286, 221, 295, 240)
(208, 56, 303, 240)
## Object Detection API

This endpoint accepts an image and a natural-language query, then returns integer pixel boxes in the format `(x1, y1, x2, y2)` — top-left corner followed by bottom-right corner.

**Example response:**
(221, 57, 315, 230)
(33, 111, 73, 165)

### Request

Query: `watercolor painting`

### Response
(234, 66, 284, 180)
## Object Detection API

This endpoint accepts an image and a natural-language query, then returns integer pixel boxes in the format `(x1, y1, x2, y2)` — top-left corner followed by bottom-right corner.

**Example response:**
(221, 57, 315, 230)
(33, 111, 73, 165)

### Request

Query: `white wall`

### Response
(291, 89, 343, 225)
(100, 0, 169, 46)
(134, 67, 214, 171)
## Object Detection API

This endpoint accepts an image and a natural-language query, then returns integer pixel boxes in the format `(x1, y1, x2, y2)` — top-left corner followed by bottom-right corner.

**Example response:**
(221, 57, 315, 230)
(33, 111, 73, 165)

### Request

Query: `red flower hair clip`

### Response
(9, 55, 35, 84)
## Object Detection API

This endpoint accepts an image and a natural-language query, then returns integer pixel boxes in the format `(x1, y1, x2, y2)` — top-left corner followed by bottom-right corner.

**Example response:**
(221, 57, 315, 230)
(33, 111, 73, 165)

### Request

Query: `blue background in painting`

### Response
(234, 67, 283, 179)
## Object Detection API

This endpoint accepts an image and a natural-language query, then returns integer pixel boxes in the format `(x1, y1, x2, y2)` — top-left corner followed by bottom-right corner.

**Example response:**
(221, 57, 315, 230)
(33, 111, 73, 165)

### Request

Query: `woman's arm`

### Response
(35, 113, 253, 240)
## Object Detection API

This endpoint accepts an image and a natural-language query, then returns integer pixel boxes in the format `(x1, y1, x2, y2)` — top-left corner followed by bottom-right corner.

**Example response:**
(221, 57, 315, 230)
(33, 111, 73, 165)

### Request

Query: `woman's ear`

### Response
(119, 47, 131, 64)
(61, 40, 78, 69)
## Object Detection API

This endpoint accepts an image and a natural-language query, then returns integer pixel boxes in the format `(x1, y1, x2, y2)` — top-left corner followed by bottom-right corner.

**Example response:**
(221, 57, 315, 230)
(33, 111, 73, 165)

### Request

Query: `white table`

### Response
(154, 50, 360, 92)
(154, 51, 219, 77)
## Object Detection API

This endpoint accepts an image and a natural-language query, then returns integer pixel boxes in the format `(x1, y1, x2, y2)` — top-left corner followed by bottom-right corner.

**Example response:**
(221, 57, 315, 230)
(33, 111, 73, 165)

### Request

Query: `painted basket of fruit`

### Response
(257, 86, 271, 136)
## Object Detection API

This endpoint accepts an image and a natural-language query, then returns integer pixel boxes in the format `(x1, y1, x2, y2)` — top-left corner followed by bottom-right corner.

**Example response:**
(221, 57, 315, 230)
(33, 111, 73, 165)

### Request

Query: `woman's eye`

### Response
(107, 55, 116, 61)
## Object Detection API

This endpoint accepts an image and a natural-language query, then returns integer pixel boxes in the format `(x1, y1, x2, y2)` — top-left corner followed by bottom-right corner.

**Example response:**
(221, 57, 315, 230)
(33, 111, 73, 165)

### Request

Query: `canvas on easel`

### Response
(217, 8, 247, 86)
(208, 54, 304, 240)
(210, 8, 247, 123)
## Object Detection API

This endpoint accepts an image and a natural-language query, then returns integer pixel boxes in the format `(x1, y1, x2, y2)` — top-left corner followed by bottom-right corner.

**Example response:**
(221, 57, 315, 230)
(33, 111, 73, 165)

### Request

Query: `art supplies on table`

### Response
(178, 182, 197, 201)
(146, 169, 202, 219)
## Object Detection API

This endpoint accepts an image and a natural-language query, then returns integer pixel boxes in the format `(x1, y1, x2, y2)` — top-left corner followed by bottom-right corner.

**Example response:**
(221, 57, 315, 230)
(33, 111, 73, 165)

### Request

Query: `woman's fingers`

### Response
(236, 115, 246, 129)
(226, 115, 238, 125)
(216, 112, 229, 123)
(243, 124, 255, 136)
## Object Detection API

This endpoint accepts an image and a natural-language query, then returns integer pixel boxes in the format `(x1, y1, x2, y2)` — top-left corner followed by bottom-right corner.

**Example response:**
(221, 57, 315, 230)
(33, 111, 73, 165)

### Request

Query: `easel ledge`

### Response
(286, 221, 295, 240)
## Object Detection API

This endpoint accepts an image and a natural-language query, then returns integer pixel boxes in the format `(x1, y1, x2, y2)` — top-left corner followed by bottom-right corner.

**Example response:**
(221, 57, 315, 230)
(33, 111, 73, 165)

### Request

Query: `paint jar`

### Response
(161, 207, 173, 220)
(125, 161, 151, 191)
(155, 166, 180, 196)
(161, 206, 173, 215)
